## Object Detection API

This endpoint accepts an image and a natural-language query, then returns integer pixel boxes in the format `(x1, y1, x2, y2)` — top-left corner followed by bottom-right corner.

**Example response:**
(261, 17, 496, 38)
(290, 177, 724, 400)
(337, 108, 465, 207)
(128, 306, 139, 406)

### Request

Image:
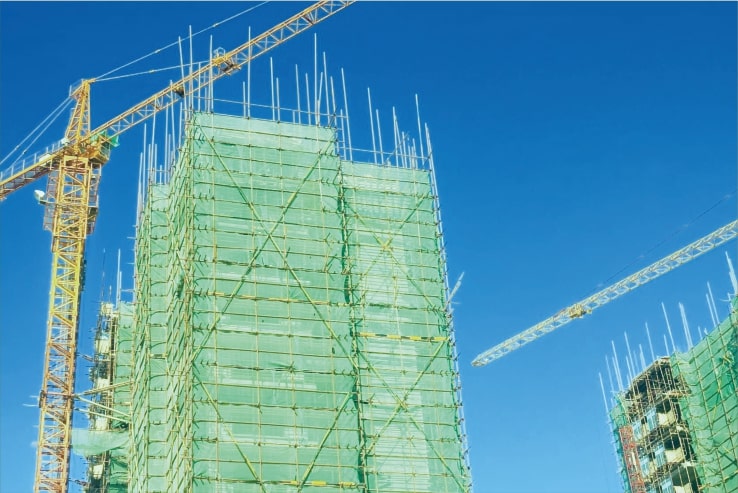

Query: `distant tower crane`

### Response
(472, 219, 738, 367)
(0, 2, 354, 491)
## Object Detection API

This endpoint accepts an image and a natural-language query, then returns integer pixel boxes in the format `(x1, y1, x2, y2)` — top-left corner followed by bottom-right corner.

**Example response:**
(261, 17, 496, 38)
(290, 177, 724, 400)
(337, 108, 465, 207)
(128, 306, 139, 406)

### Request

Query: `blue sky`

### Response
(1, 2, 736, 492)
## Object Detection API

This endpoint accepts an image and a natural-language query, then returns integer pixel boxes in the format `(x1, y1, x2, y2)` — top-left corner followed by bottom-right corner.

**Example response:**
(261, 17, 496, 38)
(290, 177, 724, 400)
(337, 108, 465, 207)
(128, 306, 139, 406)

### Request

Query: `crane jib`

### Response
(0, 1, 354, 201)
(472, 219, 738, 367)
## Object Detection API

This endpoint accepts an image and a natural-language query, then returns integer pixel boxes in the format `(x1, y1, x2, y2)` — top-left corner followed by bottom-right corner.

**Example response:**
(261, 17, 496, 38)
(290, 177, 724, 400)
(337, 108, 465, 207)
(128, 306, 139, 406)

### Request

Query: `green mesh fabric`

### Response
(123, 113, 470, 493)
(608, 397, 632, 493)
(75, 302, 133, 493)
(108, 302, 133, 493)
(608, 299, 738, 493)
(130, 182, 171, 492)
(671, 303, 738, 493)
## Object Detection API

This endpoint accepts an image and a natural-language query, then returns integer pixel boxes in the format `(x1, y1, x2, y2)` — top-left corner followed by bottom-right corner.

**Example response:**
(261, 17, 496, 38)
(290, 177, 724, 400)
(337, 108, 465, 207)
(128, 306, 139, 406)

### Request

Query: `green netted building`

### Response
(609, 298, 738, 493)
(78, 112, 471, 493)
(77, 302, 133, 493)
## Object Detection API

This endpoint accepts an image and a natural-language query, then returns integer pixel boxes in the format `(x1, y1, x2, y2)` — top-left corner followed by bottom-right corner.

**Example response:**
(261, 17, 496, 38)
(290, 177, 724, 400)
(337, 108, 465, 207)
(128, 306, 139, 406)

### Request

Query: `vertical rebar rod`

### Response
(401, 131, 409, 168)
(624, 332, 636, 378)
(116, 249, 122, 307)
(645, 323, 656, 361)
(270, 57, 275, 120)
(727, 252, 738, 295)
(367, 88, 377, 164)
(375, 109, 384, 164)
(196, 63, 202, 113)
(164, 92, 170, 170)
(662, 302, 677, 353)
(706, 291, 718, 328)
(172, 98, 178, 183)
(598, 372, 610, 414)
(241, 81, 247, 118)
(153, 144, 159, 183)
(136, 148, 143, 227)
(707, 282, 720, 326)
(611, 340, 624, 391)
(323, 52, 330, 120)
(304, 73, 312, 126)
(176, 100, 182, 177)
(178, 36, 185, 81)
(295, 65, 302, 124)
(663, 334, 670, 357)
(340, 69, 353, 161)
(247, 26, 252, 118)
(313, 33, 318, 126)
(188, 26, 194, 110)
(141, 123, 147, 206)
(329, 76, 337, 128)
(679, 302, 694, 349)
(624, 350, 634, 385)
(316, 72, 324, 126)
(209, 35, 214, 113)
(415, 94, 425, 159)
(605, 356, 615, 396)
(392, 107, 399, 166)
(338, 109, 347, 159)
(149, 109, 157, 184)
(394, 108, 406, 167)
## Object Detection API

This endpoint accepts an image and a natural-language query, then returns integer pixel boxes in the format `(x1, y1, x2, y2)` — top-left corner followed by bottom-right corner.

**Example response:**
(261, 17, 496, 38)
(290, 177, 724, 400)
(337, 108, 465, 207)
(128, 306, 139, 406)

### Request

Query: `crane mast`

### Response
(0, 2, 354, 491)
(34, 80, 110, 493)
(472, 219, 738, 367)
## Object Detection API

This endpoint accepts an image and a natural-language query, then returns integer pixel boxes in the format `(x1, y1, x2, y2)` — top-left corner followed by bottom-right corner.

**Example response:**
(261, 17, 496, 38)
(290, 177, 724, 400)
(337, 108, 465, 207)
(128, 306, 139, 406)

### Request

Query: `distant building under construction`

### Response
(608, 299, 738, 493)
(78, 108, 472, 492)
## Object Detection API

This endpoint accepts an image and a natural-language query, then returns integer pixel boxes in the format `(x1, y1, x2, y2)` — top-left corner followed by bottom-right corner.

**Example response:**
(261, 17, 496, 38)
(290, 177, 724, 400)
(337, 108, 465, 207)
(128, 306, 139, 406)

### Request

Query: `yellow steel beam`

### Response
(35, 156, 99, 493)
(0, 0, 354, 200)
(64, 81, 92, 148)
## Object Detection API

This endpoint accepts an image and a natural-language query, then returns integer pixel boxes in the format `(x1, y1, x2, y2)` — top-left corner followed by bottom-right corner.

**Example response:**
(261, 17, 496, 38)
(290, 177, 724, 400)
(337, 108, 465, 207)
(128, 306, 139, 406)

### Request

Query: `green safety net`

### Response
(72, 430, 128, 457)
(78, 301, 133, 493)
(131, 182, 170, 492)
(109, 302, 133, 492)
(671, 300, 738, 493)
(608, 299, 738, 493)
(608, 396, 632, 493)
(118, 113, 470, 493)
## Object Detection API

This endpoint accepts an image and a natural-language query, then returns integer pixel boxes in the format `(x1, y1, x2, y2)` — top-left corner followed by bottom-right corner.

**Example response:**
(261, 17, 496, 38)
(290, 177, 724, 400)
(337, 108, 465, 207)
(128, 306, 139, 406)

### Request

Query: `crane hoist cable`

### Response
(95, 60, 211, 83)
(591, 190, 736, 293)
(93, 1, 269, 81)
(1, 98, 73, 167)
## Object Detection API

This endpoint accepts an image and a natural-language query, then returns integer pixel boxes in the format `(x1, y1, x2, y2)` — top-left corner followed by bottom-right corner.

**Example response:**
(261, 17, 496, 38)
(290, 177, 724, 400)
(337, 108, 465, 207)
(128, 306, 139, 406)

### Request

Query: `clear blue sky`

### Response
(1, 2, 736, 492)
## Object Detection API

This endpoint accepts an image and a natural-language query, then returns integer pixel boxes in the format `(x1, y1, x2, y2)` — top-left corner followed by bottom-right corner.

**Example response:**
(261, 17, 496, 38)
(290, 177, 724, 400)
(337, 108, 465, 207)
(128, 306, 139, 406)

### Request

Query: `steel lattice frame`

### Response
(35, 156, 99, 492)
(473, 219, 738, 366)
(0, 1, 355, 200)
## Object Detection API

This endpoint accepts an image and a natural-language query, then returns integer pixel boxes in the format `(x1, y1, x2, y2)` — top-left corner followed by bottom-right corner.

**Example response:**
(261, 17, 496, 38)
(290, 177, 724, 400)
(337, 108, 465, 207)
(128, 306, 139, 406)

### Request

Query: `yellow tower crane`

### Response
(0, 2, 354, 491)
(472, 219, 738, 367)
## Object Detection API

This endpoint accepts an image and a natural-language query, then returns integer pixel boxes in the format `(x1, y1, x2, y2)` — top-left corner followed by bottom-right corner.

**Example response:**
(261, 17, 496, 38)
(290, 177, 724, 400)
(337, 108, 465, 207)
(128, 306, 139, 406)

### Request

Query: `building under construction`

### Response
(608, 298, 738, 493)
(76, 108, 472, 492)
